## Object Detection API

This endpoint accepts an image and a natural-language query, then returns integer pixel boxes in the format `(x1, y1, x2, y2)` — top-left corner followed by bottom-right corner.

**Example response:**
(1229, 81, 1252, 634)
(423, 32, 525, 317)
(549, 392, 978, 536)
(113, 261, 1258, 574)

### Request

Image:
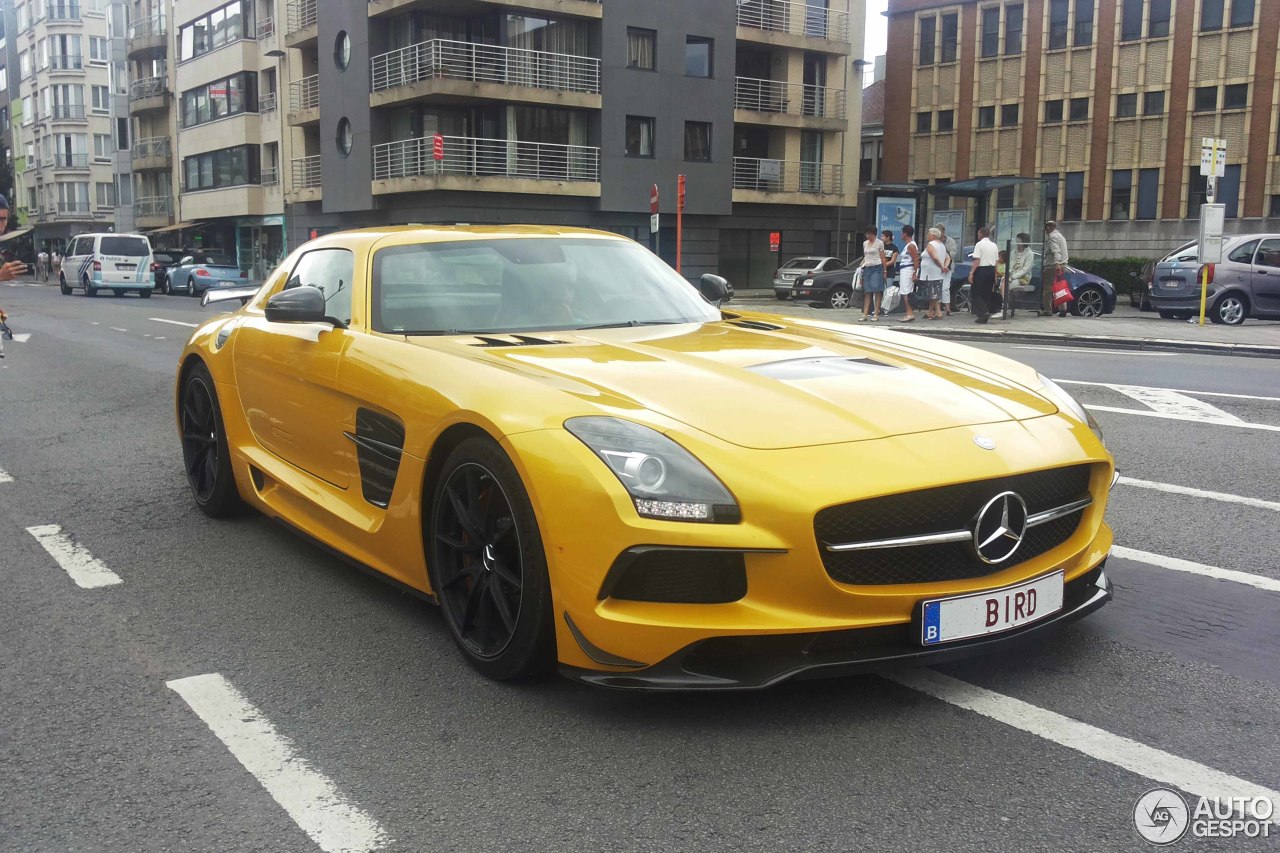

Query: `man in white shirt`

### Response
(969, 226, 999, 323)
(1044, 220, 1070, 315)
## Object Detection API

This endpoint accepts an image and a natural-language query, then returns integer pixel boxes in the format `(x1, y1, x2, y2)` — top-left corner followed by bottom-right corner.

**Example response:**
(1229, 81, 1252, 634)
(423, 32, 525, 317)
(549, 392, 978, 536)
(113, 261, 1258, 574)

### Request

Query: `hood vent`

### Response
(469, 334, 567, 348)
(729, 319, 786, 331)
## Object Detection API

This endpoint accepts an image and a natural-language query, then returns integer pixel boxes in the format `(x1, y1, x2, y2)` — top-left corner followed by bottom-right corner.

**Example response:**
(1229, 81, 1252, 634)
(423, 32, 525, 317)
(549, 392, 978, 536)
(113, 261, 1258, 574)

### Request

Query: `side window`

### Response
(1255, 239, 1280, 270)
(1227, 240, 1258, 264)
(180, 256, 194, 265)
(286, 248, 356, 325)
(69, 237, 85, 256)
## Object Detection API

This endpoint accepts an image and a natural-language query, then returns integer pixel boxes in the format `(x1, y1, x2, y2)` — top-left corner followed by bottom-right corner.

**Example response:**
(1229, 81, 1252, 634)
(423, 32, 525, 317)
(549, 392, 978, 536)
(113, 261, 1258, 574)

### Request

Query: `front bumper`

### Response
(563, 562, 1112, 690)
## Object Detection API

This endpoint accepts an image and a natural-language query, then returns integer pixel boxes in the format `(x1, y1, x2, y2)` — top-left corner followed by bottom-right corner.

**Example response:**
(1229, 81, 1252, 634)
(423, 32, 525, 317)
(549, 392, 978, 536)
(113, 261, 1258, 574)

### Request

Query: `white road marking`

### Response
(1111, 546, 1280, 593)
(1055, 379, 1280, 404)
(11, 333, 30, 342)
(1086, 405, 1280, 432)
(167, 674, 389, 853)
(155, 336, 166, 340)
(1011, 345, 1174, 356)
(1117, 476, 1280, 512)
(889, 669, 1280, 822)
(110, 327, 129, 333)
(149, 317, 199, 328)
(25, 524, 123, 589)
(0, 467, 12, 483)
(1111, 384, 1241, 422)
(90, 321, 99, 325)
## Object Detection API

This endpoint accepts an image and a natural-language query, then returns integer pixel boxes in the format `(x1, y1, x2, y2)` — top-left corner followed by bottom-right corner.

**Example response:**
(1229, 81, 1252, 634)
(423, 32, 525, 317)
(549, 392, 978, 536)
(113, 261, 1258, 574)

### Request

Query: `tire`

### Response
(180, 362, 242, 518)
(1209, 293, 1248, 326)
(186, 277, 196, 297)
(428, 436, 554, 681)
(140, 288, 152, 299)
(1072, 285, 1105, 318)
(827, 286, 852, 310)
(1140, 295, 1153, 312)
(59, 274, 71, 295)
(164, 276, 173, 295)
(158, 278, 168, 295)
(112, 289, 124, 297)
(1158, 310, 1193, 320)
(83, 276, 96, 297)
(775, 292, 788, 301)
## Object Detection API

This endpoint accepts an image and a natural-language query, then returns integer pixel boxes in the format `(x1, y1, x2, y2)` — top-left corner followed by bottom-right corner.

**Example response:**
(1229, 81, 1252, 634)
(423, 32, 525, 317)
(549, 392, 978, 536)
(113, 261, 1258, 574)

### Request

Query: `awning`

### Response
(147, 220, 204, 234)
(0, 226, 34, 243)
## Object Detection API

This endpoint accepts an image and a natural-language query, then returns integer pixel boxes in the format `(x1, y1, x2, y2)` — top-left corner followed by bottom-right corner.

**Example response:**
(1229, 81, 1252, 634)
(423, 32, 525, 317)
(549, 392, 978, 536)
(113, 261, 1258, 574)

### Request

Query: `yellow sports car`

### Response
(178, 226, 1114, 690)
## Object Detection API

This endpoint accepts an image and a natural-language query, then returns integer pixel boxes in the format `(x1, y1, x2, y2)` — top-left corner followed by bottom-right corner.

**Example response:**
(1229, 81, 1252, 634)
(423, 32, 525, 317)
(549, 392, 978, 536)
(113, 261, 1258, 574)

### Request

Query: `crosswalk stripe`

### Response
(1111, 384, 1242, 422)
(25, 524, 123, 588)
(1086, 405, 1280, 432)
(1117, 477, 1280, 512)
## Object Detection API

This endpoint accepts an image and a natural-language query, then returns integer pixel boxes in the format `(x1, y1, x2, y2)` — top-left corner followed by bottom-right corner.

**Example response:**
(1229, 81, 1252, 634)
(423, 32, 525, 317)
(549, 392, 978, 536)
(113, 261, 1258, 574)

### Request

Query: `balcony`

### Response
(284, 0, 317, 48)
(135, 196, 172, 228)
(127, 15, 167, 59)
(54, 201, 94, 220)
(371, 135, 600, 197)
(129, 76, 170, 113)
(290, 155, 322, 202)
(51, 152, 90, 170)
(132, 136, 172, 171)
(50, 103, 87, 122)
(733, 77, 846, 129)
(259, 91, 278, 113)
(257, 17, 275, 40)
(369, 0, 602, 21)
(287, 75, 319, 125)
(48, 54, 84, 72)
(732, 157, 843, 203)
(736, 0, 850, 49)
(261, 166, 279, 186)
(45, 2, 80, 22)
(370, 39, 600, 109)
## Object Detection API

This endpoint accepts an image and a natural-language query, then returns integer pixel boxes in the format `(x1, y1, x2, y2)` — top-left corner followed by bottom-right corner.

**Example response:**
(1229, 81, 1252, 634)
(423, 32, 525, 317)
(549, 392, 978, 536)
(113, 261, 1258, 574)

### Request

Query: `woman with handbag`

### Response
(858, 226, 886, 321)
(897, 225, 920, 322)
(916, 227, 947, 320)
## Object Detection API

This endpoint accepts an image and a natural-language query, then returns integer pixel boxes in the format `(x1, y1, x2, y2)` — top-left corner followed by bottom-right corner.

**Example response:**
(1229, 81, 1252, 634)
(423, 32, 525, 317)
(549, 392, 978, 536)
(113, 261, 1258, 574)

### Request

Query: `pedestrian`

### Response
(916, 227, 947, 320)
(938, 223, 958, 315)
(0, 306, 8, 358)
(968, 226, 999, 324)
(858, 225, 885, 322)
(994, 249, 1009, 316)
(1008, 232, 1034, 317)
(1044, 220, 1070, 316)
(880, 229, 899, 313)
(897, 224, 920, 322)
(37, 247, 49, 282)
(0, 197, 27, 283)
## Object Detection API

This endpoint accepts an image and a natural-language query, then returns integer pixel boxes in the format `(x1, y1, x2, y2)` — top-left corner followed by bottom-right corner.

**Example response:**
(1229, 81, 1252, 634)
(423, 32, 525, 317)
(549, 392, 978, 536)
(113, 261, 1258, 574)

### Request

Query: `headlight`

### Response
(565, 417, 739, 523)
(1037, 374, 1103, 443)
(802, 278, 813, 286)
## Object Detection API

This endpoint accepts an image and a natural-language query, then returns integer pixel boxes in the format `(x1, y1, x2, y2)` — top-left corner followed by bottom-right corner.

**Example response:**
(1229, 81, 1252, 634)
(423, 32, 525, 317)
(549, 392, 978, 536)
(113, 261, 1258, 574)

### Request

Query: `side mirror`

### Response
(698, 273, 729, 307)
(265, 286, 328, 323)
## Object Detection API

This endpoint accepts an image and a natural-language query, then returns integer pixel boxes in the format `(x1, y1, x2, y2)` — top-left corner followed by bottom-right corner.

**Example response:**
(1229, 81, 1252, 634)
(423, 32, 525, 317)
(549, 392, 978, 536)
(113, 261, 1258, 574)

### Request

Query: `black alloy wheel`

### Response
(180, 363, 241, 517)
(430, 438, 553, 680)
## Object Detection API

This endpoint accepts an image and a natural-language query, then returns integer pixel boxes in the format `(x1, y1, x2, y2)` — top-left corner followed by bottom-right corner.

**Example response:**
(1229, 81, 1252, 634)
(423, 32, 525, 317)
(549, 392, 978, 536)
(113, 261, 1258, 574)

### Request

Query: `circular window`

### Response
(334, 31, 351, 71)
(336, 117, 353, 157)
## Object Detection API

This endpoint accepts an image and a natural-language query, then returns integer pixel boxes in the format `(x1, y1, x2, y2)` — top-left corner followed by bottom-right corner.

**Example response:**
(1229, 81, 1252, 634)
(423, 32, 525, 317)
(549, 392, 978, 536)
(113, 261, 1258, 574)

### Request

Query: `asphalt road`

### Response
(2, 281, 1278, 852)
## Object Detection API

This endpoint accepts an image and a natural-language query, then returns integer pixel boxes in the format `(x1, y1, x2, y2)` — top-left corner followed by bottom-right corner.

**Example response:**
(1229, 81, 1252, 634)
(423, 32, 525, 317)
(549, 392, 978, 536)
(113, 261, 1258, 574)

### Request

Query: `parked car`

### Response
(773, 256, 845, 299)
(953, 252, 1117, 318)
(151, 252, 177, 293)
(1147, 235, 1280, 324)
(167, 252, 249, 297)
(793, 263, 864, 309)
(59, 232, 155, 298)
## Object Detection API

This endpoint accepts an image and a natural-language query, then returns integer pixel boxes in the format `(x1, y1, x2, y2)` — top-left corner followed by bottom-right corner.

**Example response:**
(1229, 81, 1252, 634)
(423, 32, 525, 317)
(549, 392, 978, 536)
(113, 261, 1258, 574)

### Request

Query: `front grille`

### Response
(606, 549, 747, 604)
(816, 465, 1093, 586)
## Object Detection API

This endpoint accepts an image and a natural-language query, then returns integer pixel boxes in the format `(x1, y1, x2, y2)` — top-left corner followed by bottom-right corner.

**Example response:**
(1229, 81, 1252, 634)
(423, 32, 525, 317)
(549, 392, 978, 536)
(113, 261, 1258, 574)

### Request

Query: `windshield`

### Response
(372, 237, 721, 335)
(1164, 242, 1198, 262)
(100, 237, 150, 257)
(199, 254, 237, 266)
(780, 258, 820, 269)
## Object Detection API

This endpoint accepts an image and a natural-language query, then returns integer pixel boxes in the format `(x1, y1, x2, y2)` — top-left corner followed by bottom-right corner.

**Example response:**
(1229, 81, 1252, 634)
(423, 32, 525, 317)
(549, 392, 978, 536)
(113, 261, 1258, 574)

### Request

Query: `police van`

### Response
(60, 233, 156, 298)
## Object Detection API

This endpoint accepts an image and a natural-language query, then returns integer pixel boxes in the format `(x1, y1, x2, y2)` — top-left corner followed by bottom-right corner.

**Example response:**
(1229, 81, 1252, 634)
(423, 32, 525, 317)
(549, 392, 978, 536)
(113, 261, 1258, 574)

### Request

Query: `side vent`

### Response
(469, 335, 567, 348)
(729, 320, 785, 331)
(344, 409, 406, 509)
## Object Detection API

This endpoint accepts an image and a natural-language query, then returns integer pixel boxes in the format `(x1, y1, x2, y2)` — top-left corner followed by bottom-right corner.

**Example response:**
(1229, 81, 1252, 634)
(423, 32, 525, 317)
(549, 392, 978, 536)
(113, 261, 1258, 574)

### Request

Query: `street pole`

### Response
(676, 174, 686, 273)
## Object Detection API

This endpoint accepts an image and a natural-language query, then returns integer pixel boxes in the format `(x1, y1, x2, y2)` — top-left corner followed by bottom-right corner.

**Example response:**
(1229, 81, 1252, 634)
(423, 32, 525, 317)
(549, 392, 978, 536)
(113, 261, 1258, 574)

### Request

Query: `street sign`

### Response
(1199, 137, 1225, 178)
(1199, 204, 1225, 264)
(432, 133, 444, 161)
(769, 231, 781, 253)
(649, 184, 659, 215)
(650, 214, 659, 233)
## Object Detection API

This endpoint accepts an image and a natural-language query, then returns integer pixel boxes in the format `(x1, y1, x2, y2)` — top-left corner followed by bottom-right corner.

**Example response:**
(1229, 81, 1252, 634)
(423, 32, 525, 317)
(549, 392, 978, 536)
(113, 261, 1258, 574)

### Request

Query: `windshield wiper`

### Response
(573, 320, 683, 330)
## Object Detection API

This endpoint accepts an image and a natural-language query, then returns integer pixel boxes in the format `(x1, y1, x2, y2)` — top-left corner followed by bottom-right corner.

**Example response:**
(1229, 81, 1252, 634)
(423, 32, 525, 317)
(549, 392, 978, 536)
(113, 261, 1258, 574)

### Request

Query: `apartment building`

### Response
(278, 0, 863, 288)
(883, 0, 1280, 255)
(11, 0, 129, 253)
(1, 4, 22, 245)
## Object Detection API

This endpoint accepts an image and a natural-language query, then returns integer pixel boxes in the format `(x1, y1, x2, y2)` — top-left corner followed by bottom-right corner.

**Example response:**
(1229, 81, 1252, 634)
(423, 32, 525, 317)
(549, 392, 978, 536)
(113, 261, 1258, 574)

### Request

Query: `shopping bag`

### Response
(1051, 276, 1074, 310)
(883, 285, 901, 313)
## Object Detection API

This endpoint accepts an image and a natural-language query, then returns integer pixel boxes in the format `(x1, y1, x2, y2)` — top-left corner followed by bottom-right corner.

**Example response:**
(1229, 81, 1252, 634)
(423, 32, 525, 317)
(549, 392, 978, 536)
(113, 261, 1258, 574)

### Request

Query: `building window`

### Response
(627, 28, 655, 70)
(1074, 0, 1094, 45)
(1005, 4, 1023, 54)
(178, 0, 254, 62)
(1120, 0, 1143, 40)
(1194, 86, 1217, 112)
(683, 121, 711, 161)
(1143, 91, 1165, 115)
(684, 36, 712, 77)
(1205, 0, 1255, 29)
(940, 13, 958, 62)
(918, 16, 936, 65)
(938, 109, 955, 131)
(180, 72, 259, 128)
(1149, 0, 1171, 36)
(1116, 93, 1137, 117)
(1201, 0, 1224, 30)
(625, 116, 654, 157)
(1230, 0, 1255, 28)
(1110, 170, 1132, 219)
(117, 117, 129, 150)
(1270, 196, 1280, 218)
(1068, 97, 1089, 121)
(182, 144, 261, 191)
(1044, 99, 1064, 122)
(88, 36, 107, 61)
(978, 106, 996, 128)
(1063, 171, 1084, 220)
(1001, 103, 1019, 125)
(981, 7, 1000, 57)
(1048, 0, 1068, 49)
(95, 181, 116, 208)
(90, 85, 110, 113)
(1187, 169, 1207, 215)
(93, 133, 111, 159)
(1220, 164, 1241, 218)
(1043, 173, 1059, 219)
(1136, 168, 1159, 219)
(1223, 83, 1248, 110)
(916, 111, 932, 133)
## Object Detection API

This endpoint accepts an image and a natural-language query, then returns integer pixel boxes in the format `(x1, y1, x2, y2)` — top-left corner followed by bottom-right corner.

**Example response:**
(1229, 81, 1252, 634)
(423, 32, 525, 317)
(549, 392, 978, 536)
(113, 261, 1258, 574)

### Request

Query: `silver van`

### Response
(1148, 234, 1280, 325)
(59, 232, 155, 298)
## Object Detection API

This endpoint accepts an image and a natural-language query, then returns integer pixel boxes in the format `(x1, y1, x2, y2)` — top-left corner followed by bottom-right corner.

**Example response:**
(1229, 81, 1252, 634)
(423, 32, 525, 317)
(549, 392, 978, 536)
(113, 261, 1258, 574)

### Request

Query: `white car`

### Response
(59, 233, 155, 298)
(773, 256, 845, 299)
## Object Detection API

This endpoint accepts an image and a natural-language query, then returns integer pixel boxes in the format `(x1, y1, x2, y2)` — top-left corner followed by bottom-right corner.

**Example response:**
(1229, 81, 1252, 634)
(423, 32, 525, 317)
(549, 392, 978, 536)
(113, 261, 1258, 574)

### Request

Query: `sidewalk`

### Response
(731, 290, 1280, 358)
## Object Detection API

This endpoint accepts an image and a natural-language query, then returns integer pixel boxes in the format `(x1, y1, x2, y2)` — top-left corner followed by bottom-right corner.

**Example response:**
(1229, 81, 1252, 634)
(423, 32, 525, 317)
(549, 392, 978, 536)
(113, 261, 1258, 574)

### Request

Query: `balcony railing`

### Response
(48, 54, 84, 71)
(292, 155, 321, 189)
(58, 201, 92, 214)
(46, 2, 81, 21)
(733, 77, 846, 119)
(51, 103, 86, 120)
(732, 157, 843, 195)
(257, 17, 275, 39)
(52, 152, 89, 169)
(129, 15, 166, 40)
(286, 0, 317, 33)
(134, 196, 172, 217)
(132, 136, 171, 160)
(370, 38, 600, 95)
(372, 135, 600, 183)
(130, 76, 168, 100)
(736, 0, 849, 41)
(259, 91, 277, 113)
(289, 75, 318, 111)
(261, 166, 280, 185)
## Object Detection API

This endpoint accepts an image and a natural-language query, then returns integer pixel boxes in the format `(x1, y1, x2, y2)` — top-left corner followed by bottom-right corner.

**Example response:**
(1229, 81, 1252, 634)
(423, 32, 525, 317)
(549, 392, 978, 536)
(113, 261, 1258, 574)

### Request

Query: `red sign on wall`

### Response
(769, 231, 781, 252)
(432, 133, 444, 161)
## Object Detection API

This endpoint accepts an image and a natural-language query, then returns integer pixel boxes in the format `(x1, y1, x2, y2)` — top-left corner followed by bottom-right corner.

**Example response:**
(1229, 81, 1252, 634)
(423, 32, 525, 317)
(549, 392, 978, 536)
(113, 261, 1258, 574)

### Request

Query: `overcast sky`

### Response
(863, 0, 889, 84)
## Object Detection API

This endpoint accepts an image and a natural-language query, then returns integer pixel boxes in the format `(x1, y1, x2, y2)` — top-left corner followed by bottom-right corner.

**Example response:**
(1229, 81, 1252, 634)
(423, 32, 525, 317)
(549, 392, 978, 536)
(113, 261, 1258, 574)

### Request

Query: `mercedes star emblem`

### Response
(973, 491, 1029, 564)
(973, 435, 997, 450)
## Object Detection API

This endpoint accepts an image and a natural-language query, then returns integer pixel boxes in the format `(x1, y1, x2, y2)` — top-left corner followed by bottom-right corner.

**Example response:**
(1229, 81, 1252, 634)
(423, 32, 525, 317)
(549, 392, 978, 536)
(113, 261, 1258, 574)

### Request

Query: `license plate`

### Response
(1160, 279, 1182, 288)
(116, 263, 136, 271)
(920, 571, 1063, 646)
